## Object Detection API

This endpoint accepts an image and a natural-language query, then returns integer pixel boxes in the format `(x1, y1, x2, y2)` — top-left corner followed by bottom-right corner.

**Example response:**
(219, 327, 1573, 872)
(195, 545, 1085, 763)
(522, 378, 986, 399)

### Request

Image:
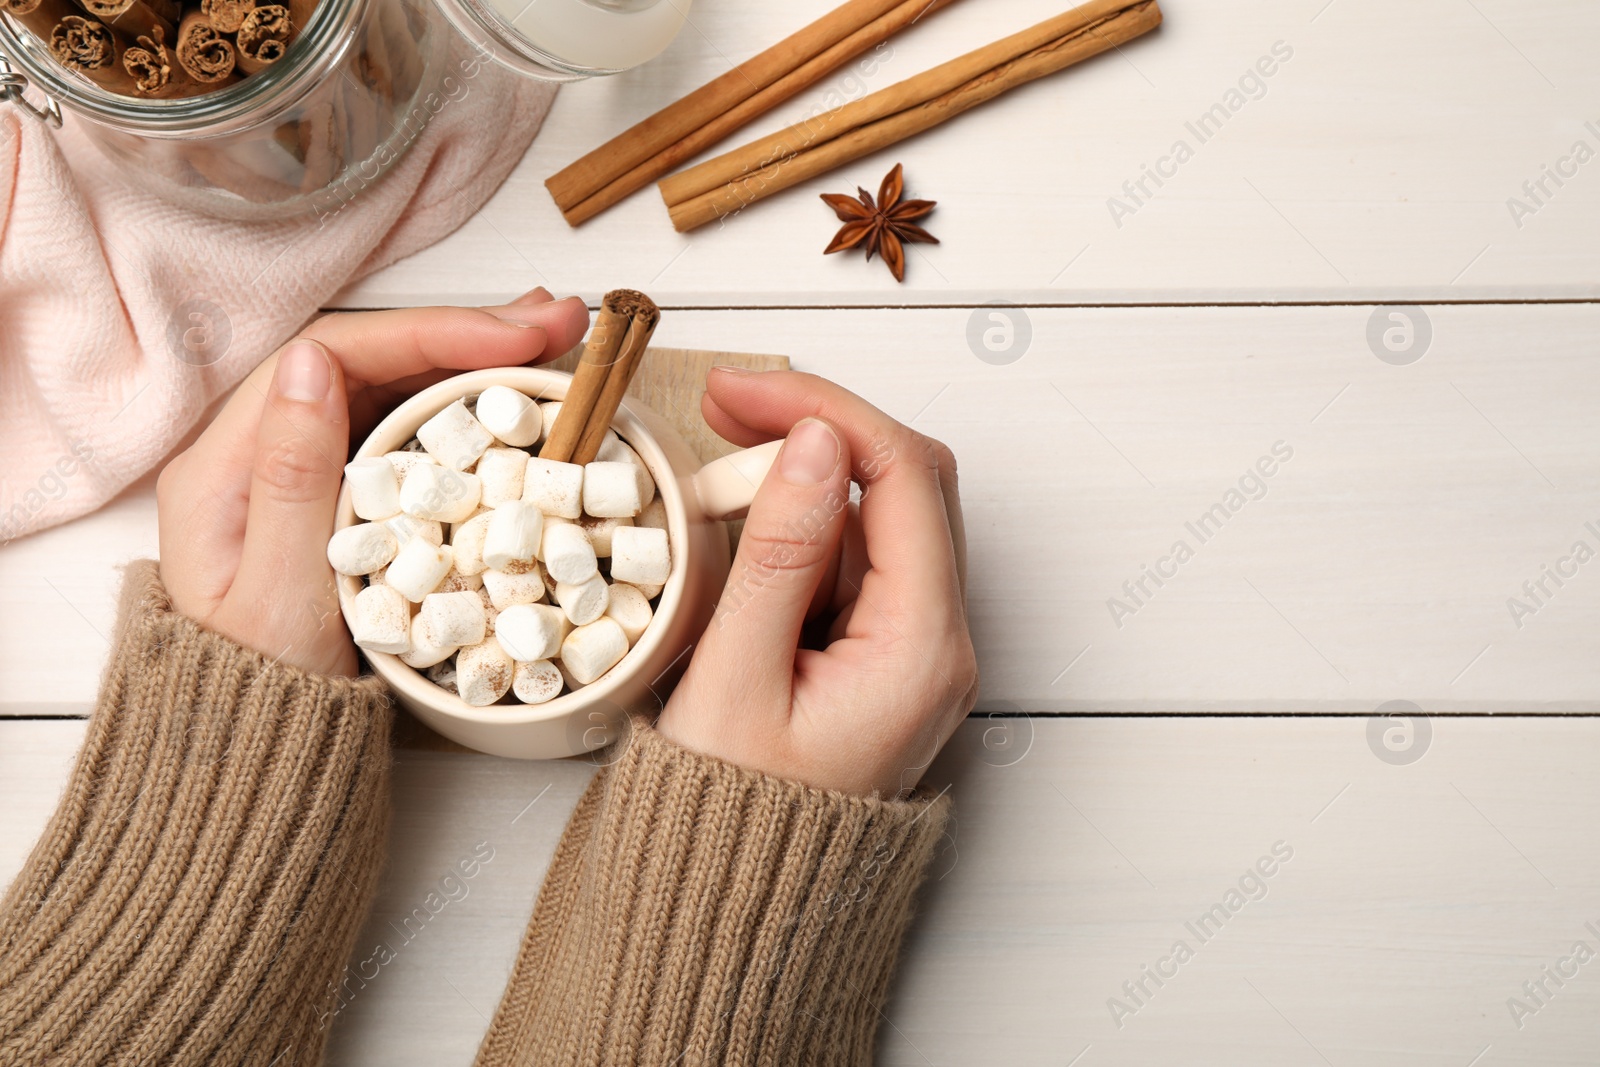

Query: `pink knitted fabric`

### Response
(0, 71, 556, 543)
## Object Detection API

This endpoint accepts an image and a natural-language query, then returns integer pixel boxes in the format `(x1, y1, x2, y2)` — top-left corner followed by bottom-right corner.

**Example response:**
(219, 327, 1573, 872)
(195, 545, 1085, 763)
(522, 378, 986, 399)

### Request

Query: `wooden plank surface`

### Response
(333, 0, 1600, 309)
(5, 716, 1596, 1065)
(6, 305, 1598, 716)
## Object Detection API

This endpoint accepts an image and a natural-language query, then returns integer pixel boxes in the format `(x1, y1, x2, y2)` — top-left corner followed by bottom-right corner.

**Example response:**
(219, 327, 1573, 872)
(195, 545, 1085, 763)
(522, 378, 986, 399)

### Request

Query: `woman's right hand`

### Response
(657, 369, 976, 799)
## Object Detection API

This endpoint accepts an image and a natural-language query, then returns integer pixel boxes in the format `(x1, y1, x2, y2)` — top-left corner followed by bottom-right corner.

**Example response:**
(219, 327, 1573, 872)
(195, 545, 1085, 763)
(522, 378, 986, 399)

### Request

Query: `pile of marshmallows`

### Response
(326, 386, 671, 706)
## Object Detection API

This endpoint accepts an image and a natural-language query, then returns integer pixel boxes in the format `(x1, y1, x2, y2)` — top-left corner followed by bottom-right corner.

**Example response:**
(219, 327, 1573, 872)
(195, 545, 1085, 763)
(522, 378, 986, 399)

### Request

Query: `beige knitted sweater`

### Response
(0, 563, 951, 1066)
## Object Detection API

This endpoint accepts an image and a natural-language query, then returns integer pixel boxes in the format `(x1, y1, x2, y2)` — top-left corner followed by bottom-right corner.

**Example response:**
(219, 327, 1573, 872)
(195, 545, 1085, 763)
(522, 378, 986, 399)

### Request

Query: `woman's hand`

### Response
(657, 369, 977, 798)
(157, 289, 589, 678)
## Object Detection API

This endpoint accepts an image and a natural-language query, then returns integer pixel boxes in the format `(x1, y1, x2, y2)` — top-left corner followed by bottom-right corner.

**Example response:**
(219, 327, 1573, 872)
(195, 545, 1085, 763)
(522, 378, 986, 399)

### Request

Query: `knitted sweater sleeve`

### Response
(0, 561, 393, 1067)
(474, 716, 954, 1067)
(0, 562, 952, 1067)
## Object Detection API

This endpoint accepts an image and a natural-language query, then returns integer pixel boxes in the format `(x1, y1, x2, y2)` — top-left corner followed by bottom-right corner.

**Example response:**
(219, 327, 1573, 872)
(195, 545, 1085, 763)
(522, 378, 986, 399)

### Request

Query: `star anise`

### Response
(820, 163, 938, 283)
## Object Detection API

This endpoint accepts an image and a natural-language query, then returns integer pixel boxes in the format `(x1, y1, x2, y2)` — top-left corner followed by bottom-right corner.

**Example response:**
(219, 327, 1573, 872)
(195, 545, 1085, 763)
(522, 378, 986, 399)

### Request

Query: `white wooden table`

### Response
(5, 0, 1600, 1062)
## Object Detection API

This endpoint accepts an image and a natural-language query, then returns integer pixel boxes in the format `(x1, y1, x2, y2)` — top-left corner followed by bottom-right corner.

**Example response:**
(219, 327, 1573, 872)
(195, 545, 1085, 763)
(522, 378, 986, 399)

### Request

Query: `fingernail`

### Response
(483, 303, 555, 329)
(780, 418, 839, 486)
(276, 341, 330, 402)
(710, 364, 753, 376)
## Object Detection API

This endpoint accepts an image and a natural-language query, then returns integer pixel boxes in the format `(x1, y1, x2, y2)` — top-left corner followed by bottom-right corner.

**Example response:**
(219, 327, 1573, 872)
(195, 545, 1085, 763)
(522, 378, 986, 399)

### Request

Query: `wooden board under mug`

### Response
(392, 346, 789, 753)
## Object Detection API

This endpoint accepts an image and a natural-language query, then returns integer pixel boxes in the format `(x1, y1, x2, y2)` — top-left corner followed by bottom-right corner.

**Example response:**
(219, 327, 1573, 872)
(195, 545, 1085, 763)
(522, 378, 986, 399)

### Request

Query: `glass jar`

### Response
(0, 0, 689, 219)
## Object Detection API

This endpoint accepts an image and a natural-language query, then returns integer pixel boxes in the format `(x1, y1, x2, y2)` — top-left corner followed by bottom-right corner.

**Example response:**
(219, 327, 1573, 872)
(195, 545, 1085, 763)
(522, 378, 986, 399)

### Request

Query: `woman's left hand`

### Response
(157, 288, 589, 677)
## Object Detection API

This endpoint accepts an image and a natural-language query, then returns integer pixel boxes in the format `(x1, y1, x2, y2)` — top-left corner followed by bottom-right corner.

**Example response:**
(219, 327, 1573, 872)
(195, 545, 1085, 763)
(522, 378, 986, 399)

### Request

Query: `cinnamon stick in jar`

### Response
(49, 14, 126, 89)
(235, 3, 290, 73)
(198, 0, 251, 32)
(3, 0, 76, 42)
(120, 26, 202, 96)
(74, 0, 175, 44)
(174, 8, 235, 83)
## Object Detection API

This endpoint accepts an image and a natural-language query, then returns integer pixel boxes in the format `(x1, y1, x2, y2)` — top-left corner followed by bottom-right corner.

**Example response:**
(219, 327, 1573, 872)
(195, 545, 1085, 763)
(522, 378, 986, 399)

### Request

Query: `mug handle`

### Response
(691, 439, 784, 521)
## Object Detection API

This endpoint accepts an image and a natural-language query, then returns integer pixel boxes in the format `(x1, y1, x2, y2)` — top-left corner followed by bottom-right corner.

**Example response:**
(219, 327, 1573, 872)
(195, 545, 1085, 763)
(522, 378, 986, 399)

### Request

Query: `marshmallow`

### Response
(605, 582, 653, 645)
(483, 502, 544, 571)
(349, 584, 410, 654)
(625, 580, 664, 601)
(327, 522, 397, 576)
(537, 561, 560, 601)
(399, 614, 456, 669)
(555, 573, 609, 626)
(556, 659, 587, 691)
(450, 512, 493, 576)
(345, 457, 402, 521)
(523, 458, 584, 519)
(475, 386, 542, 447)
(596, 435, 655, 506)
(637, 496, 668, 532)
(417, 398, 494, 471)
(384, 514, 443, 548)
(477, 447, 530, 508)
(386, 539, 454, 602)
(610, 526, 670, 586)
(384, 450, 437, 482)
(433, 570, 483, 593)
(578, 514, 632, 557)
(456, 637, 514, 706)
(400, 464, 481, 523)
(541, 521, 598, 584)
(419, 590, 487, 648)
(482, 567, 547, 610)
(561, 617, 629, 684)
(582, 461, 643, 519)
(476, 588, 500, 634)
(495, 603, 568, 662)
(512, 660, 563, 704)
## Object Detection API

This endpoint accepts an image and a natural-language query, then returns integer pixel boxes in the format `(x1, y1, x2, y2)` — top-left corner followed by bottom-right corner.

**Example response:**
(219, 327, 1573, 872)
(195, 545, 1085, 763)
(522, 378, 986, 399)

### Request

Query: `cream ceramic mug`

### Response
(333, 366, 780, 759)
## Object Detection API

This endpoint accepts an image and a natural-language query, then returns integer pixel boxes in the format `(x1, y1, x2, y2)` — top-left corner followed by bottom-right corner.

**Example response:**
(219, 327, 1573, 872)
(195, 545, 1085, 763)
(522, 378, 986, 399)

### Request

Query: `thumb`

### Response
(228, 339, 354, 672)
(695, 418, 851, 701)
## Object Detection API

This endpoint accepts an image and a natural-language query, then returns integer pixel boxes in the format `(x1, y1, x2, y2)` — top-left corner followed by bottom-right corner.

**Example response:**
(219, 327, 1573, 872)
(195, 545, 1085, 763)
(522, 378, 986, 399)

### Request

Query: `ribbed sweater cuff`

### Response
(0, 560, 392, 1067)
(477, 715, 953, 1067)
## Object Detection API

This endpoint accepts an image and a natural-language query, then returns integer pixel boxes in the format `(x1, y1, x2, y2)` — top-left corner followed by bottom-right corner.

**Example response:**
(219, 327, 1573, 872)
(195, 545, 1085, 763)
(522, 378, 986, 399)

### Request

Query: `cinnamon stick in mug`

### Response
(175, 9, 235, 82)
(572, 296, 659, 465)
(539, 290, 642, 464)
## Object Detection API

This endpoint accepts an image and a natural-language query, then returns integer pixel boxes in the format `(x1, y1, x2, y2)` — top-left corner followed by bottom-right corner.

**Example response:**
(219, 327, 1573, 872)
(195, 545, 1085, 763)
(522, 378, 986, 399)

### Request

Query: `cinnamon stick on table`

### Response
(541, 290, 660, 464)
(661, 0, 1162, 232)
(546, 0, 961, 227)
